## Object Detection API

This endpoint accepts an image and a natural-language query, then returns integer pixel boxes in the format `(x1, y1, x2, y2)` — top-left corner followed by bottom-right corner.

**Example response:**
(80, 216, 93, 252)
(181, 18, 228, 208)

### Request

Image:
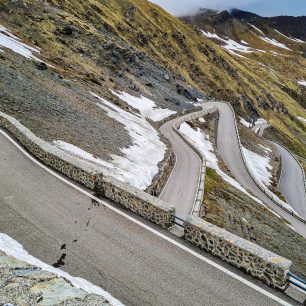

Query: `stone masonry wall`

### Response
(184, 216, 292, 289)
(97, 175, 174, 229)
(0, 111, 175, 229)
(146, 151, 175, 197)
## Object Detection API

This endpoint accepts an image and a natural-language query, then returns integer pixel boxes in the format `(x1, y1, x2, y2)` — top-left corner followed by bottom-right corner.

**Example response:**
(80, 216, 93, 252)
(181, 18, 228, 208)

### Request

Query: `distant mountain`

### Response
(181, 8, 306, 55)
(230, 8, 306, 41)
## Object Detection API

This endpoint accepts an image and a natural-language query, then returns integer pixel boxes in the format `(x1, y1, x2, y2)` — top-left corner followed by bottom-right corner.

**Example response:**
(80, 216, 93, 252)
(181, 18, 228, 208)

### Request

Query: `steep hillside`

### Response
(0, 0, 306, 154)
(181, 8, 306, 156)
(231, 9, 306, 41)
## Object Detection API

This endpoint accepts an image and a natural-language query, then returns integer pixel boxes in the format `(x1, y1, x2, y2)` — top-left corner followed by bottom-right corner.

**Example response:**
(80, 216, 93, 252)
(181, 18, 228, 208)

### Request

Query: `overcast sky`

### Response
(149, 0, 306, 17)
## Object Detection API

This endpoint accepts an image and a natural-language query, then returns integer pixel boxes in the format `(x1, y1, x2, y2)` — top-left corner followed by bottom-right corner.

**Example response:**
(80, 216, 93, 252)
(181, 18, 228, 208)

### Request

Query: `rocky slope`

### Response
(1, 0, 305, 161)
(181, 8, 306, 156)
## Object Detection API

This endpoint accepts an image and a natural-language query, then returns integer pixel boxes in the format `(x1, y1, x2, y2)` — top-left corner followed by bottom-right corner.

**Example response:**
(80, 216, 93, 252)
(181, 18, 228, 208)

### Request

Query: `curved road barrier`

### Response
(184, 216, 292, 289)
(248, 122, 306, 221)
(228, 103, 306, 224)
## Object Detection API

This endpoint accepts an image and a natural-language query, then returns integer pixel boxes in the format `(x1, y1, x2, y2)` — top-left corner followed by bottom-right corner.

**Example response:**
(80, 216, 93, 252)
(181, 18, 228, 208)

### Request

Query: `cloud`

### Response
(149, 0, 306, 17)
(149, 0, 263, 16)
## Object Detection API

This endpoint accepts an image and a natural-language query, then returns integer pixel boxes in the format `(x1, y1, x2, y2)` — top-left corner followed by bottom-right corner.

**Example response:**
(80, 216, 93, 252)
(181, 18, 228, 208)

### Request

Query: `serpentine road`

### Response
(0, 128, 294, 306)
(160, 102, 306, 237)
(272, 143, 306, 219)
(201, 102, 306, 238)
(159, 114, 202, 220)
(255, 125, 306, 220)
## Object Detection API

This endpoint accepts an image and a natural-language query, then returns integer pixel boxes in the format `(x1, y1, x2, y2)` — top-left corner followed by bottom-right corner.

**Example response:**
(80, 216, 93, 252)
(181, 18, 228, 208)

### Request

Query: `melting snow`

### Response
(241, 40, 248, 45)
(242, 147, 272, 187)
(240, 117, 252, 128)
(248, 23, 265, 35)
(274, 29, 305, 43)
(298, 80, 306, 87)
(0, 25, 42, 61)
(0, 233, 124, 306)
(254, 118, 267, 125)
(201, 30, 265, 57)
(298, 116, 306, 124)
(259, 144, 272, 153)
(259, 36, 292, 51)
(198, 117, 206, 123)
(65, 92, 165, 190)
(179, 122, 261, 203)
(110, 90, 176, 122)
(201, 30, 222, 40)
(270, 51, 279, 56)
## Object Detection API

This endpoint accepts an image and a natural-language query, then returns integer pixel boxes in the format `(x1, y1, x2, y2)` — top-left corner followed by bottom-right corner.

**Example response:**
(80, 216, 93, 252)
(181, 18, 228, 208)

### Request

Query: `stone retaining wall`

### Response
(146, 151, 175, 197)
(96, 175, 174, 229)
(184, 216, 292, 289)
(0, 111, 175, 229)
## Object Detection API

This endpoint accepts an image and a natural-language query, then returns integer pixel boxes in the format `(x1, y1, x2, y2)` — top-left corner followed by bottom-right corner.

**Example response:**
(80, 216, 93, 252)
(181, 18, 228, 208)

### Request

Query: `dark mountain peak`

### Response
(229, 8, 260, 20)
(181, 8, 232, 25)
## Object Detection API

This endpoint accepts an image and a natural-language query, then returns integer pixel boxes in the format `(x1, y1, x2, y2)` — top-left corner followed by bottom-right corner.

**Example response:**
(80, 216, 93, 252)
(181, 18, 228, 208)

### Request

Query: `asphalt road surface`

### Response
(272, 143, 306, 219)
(254, 123, 306, 221)
(0, 130, 294, 306)
(201, 102, 306, 238)
(159, 115, 202, 220)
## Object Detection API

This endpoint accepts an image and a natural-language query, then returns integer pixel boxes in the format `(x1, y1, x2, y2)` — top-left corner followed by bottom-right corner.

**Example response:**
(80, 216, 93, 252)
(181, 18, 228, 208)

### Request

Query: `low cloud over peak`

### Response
(149, 0, 306, 17)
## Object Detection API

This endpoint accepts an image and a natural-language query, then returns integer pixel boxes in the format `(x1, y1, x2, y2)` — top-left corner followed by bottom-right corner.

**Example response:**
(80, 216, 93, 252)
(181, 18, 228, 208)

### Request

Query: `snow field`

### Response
(54, 92, 167, 191)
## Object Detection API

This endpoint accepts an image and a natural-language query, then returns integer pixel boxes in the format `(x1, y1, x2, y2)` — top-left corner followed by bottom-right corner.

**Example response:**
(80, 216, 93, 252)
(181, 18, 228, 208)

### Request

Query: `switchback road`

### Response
(201, 102, 306, 238)
(0, 129, 293, 306)
(159, 114, 202, 220)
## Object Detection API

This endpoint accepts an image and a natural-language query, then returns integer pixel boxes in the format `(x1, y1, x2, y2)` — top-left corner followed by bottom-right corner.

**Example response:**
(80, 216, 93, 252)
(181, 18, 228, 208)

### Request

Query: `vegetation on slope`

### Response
(1, 0, 305, 157)
(204, 168, 306, 279)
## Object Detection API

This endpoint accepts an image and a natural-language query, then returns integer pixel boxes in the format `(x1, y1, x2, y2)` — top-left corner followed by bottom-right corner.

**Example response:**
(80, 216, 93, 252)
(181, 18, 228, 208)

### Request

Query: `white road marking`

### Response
(0, 129, 292, 306)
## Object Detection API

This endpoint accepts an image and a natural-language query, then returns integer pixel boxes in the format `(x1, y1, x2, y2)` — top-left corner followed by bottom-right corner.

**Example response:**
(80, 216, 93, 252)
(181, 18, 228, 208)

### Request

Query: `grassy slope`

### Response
(204, 168, 306, 278)
(1, 0, 305, 156)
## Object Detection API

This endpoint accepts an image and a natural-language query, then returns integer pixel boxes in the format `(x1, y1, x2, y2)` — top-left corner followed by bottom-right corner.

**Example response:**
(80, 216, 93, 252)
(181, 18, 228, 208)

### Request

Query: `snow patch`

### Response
(179, 122, 261, 203)
(240, 117, 252, 128)
(198, 118, 206, 123)
(259, 144, 272, 153)
(0, 233, 124, 306)
(298, 116, 306, 124)
(242, 147, 272, 187)
(241, 40, 249, 45)
(259, 36, 292, 51)
(201, 30, 222, 40)
(201, 30, 265, 57)
(270, 51, 279, 56)
(298, 80, 306, 87)
(274, 29, 305, 43)
(0, 25, 42, 61)
(110, 90, 176, 122)
(248, 23, 265, 35)
(80, 92, 166, 190)
(53, 140, 114, 169)
(254, 118, 267, 125)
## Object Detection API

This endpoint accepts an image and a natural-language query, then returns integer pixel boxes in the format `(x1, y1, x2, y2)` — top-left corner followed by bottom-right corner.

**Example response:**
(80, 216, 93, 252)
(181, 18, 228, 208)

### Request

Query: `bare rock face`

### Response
(0, 253, 110, 305)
